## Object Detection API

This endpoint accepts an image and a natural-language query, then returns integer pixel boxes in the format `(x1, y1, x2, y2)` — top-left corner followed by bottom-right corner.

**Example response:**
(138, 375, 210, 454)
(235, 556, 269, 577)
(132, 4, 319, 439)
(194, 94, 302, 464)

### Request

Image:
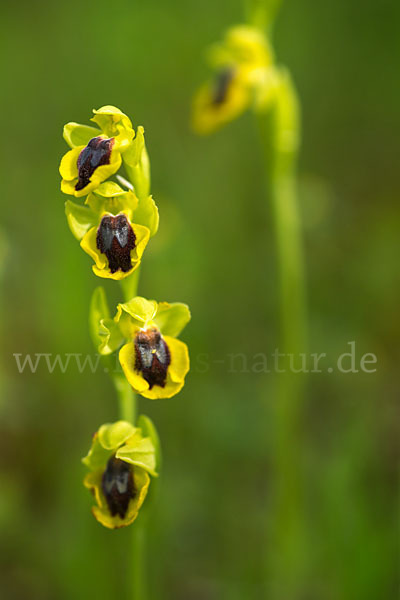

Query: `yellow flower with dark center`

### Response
(59, 106, 135, 198)
(82, 419, 158, 529)
(192, 67, 250, 135)
(65, 181, 158, 279)
(94, 295, 191, 399)
(192, 25, 274, 134)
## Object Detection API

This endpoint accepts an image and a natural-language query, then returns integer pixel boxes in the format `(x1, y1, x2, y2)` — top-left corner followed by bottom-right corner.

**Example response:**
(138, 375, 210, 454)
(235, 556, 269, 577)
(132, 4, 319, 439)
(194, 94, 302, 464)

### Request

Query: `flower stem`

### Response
(257, 71, 307, 356)
(115, 267, 147, 600)
(113, 373, 136, 424)
(246, 0, 283, 31)
(256, 71, 308, 591)
(131, 515, 148, 599)
(120, 266, 141, 305)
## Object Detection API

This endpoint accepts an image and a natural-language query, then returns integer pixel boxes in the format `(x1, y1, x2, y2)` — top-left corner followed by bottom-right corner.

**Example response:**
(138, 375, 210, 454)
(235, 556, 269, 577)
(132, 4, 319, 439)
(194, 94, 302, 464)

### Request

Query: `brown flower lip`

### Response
(102, 455, 136, 519)
(75, 136, 114, 191)
(212, 68, 235, 105)
(134, 328, 171, 389)
(96, 214, 136, 273)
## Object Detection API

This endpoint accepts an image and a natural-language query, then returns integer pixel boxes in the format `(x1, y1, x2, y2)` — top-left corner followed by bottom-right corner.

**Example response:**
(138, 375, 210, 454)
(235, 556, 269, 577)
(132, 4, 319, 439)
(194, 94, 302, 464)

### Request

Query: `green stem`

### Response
(246, 0, 283, 31)
(258, 71, 307, 356)
(114, 247, 146, 600)
(257, 70, 308, 592)
(113, 373, 136, 424)
(123, 147, 151, 203)
(257, 70, 306, 352)
(131, 516, 148, 599)
(120, 265, 141, 304)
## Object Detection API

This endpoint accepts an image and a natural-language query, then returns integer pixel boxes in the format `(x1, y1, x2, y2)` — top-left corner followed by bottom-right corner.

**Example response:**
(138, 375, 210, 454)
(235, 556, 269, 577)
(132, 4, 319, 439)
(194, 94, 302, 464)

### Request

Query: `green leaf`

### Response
(137, 414, 162, 471)
(94, 181, 126, 198)
(98, 420, 136, 450)
(155, 302, 191, 337)
(86, 184, 138, 217)
(134, 194, 159, 237)
(116, 433, 158, 477)
(98, 317, 125, 355)
(89, 287, 110, 350)
(91, 106, 135, 146)
(123, 126, 145, 167)
(118, 296, 158, 325)
(63, 122, 101, 148)
(65, 200, 96, 240)
(81, 435, 110, 470)
(123, 127, 151, 200)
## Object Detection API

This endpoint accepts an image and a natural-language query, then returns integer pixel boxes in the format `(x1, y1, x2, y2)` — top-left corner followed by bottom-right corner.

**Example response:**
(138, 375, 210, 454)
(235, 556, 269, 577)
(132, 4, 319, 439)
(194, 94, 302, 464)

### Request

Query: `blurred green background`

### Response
(1, 0, 398, 598)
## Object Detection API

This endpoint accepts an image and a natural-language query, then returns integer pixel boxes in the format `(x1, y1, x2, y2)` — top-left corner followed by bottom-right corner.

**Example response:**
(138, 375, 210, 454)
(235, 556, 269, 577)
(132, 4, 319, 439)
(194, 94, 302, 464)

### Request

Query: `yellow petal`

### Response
(165, 336, 190, 383)
(61, 178, 79, 195)
(59, 146, 83, 180)
(132, 223, 151, 261)
(80, 227, 108, 270)
(119, 342, 150, 394)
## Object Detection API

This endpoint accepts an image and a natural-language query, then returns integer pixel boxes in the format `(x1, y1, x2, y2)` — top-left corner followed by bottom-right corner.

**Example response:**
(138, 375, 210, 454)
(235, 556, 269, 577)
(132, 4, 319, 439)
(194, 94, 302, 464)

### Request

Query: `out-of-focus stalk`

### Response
(257, 71, 307, 357)
(257, 63, 308, 600)
(246, 0, 283, 31)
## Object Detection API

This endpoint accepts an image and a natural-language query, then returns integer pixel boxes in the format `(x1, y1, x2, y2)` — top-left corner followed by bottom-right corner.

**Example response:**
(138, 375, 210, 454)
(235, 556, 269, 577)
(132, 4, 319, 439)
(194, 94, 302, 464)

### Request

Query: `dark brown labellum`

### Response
(75, 136, 114, 191)
(102, 455, 135, 519)
(212, 68, 235, 106)
(135, 328, 171, 389)
(96, 214, 136, 274)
